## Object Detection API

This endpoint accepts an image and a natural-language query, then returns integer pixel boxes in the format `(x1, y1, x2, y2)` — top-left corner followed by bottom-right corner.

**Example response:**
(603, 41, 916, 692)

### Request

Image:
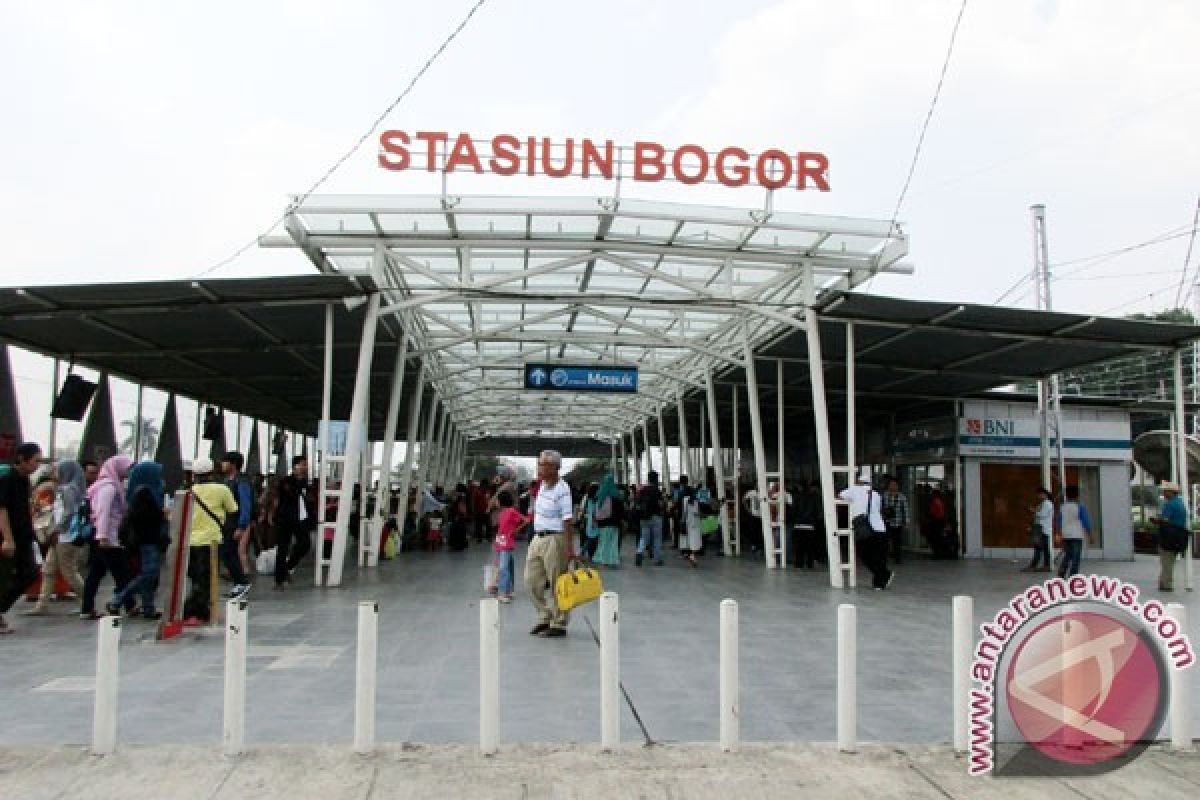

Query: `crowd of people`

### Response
(0, 439, 1193, 640)
(0, 440, 322, 634)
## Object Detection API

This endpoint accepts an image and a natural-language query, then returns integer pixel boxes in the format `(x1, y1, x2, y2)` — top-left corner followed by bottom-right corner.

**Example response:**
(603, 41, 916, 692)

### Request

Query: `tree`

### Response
(564, 457, 611, 487)
(119, 416, 159, 460)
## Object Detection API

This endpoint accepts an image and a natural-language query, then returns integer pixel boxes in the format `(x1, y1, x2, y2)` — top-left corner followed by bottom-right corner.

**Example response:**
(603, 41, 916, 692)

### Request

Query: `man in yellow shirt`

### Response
(183, 457, 240, 624)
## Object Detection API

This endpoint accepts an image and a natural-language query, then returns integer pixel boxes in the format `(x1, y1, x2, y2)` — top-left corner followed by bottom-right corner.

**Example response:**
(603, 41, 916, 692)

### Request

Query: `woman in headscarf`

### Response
(26, 461, 87, 614)
(80, 455, 135, 620)
(591, 473, 622, 567)
(108, 461, 168, 619)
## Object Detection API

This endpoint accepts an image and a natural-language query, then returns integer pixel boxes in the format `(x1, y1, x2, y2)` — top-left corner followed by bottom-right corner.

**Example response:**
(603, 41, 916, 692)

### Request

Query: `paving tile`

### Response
(1, 551, 1197, 749)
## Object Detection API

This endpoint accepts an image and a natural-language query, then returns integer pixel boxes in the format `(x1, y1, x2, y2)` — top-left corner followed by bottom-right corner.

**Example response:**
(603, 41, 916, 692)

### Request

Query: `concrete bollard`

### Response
(223, 599, 248, 756)
(952, 595, 973, 753)
(355, 602, 379, 754)
(600, 592, 620, 750)
(720, 598, 739, 752)
(92, 616, 121, 755)
(837, 604, 856, 753)
(479, 597, 499, 755)
(1168, 603, 1193, 751)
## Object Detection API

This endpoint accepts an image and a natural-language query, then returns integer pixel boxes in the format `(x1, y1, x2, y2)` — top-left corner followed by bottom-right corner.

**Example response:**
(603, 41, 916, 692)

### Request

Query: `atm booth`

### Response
(893, 397, 1135, 561)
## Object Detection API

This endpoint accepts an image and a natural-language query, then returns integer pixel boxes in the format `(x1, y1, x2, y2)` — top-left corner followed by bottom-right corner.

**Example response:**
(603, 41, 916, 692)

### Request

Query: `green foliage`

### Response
(564, 457, 612, 487)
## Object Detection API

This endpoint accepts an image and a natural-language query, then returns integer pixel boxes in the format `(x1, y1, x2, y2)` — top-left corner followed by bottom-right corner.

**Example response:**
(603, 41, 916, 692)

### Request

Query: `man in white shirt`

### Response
(526, 450, 575, 638)
(838, 474, 894, 590)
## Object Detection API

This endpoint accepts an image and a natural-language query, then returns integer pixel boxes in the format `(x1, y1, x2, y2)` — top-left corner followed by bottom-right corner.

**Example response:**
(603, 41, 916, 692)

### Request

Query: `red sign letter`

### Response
(796, 152, 830, 191)
(445, 132, 484, 173)
(378, 130, 411, 171)
(489, 134, 521, 175)
(633, 141, 667, 182)
(755, 149, 793, 191)
(414, 131, 449, 172)
(714, 147, 750, 187)
(672, 144, 710, 186)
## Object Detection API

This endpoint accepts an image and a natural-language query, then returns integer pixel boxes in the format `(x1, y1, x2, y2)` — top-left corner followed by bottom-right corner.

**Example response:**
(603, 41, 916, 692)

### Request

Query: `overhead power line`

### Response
(866, 0, 968, 293)
(190, 0, 490, 280)
(886, 0, 969, 232)
(1173, 195, 1200, 307)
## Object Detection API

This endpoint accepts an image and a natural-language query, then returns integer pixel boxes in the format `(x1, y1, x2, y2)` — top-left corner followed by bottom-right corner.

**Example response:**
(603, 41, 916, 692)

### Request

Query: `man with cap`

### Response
(838, 471, 893, 590)
(1154, 481, 1189, 591)
(183, 457, 241, 624)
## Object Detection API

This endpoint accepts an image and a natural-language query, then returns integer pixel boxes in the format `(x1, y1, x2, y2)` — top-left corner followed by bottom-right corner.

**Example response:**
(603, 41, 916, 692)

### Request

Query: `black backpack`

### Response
(610, 493, 626, 526)
(637, 486, 661, 517)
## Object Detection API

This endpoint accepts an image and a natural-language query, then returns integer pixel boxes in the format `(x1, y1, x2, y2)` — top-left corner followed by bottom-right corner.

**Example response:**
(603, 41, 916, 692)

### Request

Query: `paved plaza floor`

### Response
(3, 743, 1199, 800)
(0, 544, 1197, 749)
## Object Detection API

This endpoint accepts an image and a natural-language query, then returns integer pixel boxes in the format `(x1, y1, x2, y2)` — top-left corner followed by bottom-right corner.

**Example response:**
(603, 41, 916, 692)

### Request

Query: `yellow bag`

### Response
(555, 561, 603, 612)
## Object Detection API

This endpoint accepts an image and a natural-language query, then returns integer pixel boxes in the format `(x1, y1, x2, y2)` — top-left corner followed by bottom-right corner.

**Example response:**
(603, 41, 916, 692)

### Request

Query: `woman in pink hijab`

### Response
(80, 455, 135, 620)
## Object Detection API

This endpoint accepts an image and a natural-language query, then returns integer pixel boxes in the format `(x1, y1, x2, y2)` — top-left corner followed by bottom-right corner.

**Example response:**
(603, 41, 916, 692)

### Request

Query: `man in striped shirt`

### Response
(882, 476, 909, 565)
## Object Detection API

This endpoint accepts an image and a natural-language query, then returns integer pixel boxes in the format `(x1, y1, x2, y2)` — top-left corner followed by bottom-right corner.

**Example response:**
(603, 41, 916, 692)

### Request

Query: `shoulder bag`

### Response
(852, 491, 876, 543)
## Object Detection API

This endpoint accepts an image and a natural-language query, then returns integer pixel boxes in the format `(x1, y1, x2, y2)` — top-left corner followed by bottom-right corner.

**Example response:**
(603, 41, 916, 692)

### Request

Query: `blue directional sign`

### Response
(524, 363, 639, 393)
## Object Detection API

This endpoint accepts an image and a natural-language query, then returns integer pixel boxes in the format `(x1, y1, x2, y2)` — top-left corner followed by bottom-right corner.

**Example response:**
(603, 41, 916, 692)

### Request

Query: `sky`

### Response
(2, 0, 1199, 461)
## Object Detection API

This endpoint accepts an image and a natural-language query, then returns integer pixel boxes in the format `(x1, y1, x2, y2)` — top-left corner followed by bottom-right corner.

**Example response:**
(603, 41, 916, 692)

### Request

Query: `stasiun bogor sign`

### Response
(378, 130, 830, 192)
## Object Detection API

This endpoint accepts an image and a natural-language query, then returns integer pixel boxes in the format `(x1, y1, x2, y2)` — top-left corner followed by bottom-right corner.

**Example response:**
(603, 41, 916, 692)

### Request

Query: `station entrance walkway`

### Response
(1, 546, 1197, 749)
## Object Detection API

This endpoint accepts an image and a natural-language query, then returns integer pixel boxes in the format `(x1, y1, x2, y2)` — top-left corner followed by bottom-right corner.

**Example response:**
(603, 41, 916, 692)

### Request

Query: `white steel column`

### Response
(133, 384, 144, 458)
(677, 392, 691, 481)
(396, 366, 427, 536)
(732, 382, 741, 555)
(656, 403, 670, 484)
(1175, 350, 1194, 591)
(742, 327, 773, 569)
(316, 302, 335, 587)
(618, 434, 628, 485)
(417, 399, 442, 490)
(371, 330, 409, 568)
(642, 419, 652, 485)
(328, 291, 382, 587)
(632, 425, 643, 486)
(776, 358, 787, 567)
(48, 359, 60, 459)
(806, 301, 846, 588)
(429, 407, 448, 489)
(705, 370, 732, 557)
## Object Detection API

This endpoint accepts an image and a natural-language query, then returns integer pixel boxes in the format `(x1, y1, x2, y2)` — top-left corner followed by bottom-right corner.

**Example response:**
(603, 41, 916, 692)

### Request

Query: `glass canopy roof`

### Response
(268, 194, 910, 441)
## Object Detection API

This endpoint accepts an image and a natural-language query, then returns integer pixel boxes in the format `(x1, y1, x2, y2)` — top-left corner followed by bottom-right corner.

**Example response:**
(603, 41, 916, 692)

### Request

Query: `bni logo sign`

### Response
(965, 418, 1014, 436)
(968, 575, 1194, 777)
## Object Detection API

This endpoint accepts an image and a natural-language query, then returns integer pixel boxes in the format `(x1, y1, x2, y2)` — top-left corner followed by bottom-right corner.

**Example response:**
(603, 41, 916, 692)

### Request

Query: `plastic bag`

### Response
(256, 547, 277, 575)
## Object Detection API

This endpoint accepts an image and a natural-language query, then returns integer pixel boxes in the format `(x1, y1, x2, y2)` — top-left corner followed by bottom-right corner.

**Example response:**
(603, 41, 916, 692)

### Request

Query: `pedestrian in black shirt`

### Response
(273, 456, 313, 589)
(0, 443, 44, 634)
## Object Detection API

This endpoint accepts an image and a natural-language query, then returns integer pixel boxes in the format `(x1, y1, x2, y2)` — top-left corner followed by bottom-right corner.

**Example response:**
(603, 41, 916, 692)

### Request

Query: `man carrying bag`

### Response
(838, 473, 894, 591)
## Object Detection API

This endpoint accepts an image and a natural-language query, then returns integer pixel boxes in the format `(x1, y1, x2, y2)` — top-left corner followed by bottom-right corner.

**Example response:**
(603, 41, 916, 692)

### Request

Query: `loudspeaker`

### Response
(51, 374, 97, 421)
(202, 407, 224, 441)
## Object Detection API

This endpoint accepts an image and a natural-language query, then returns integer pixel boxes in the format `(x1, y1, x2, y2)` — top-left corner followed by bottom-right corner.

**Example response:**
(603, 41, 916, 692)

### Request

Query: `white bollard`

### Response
(355, 602, 379, 754)
(837, 604, 856, 753)
(222, 599, 248, 756)
(720, 598, 739, 752)
(600, 591, 620, 750)
(1167, 603, 1193, 751)
(479, 597, 499, 755)
(91, 616, 121, 755)
(952, 595, 973, 753)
